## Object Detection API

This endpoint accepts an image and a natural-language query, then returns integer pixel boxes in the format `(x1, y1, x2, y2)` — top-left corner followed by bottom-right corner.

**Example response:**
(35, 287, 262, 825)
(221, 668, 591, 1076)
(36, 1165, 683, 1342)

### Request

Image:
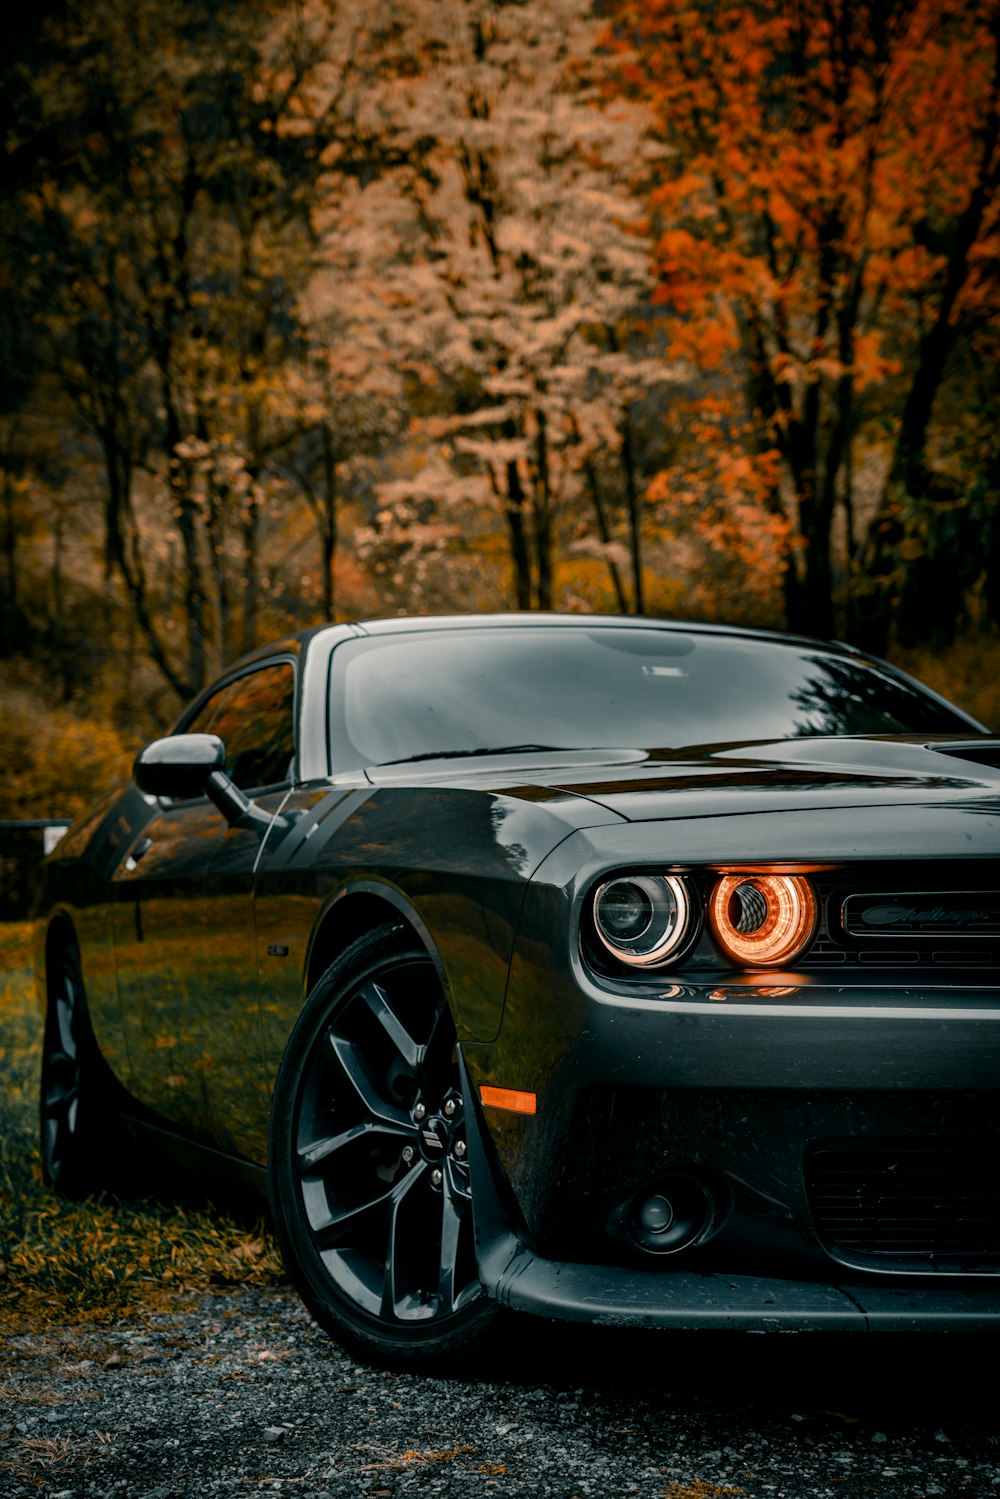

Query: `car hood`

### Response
(377, 735, 1000, 823)
(532, 736, 1000, 822)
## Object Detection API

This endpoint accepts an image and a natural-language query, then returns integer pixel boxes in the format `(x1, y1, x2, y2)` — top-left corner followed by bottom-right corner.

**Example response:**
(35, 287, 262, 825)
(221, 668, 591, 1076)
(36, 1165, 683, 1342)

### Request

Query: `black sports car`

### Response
(34, 613, 1000, 1363)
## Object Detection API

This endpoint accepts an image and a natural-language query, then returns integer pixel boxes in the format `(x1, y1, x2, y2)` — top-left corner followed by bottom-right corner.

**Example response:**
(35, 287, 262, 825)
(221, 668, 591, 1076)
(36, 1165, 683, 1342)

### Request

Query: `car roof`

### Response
(225, 613, 863, 677)
(348, 612, 855, 653)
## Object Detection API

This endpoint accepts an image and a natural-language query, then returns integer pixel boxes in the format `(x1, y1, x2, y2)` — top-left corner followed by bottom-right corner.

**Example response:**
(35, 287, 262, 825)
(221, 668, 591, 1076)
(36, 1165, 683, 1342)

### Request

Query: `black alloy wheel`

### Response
(39, 942, 111, 1198)
(269, 925, 498, 1367)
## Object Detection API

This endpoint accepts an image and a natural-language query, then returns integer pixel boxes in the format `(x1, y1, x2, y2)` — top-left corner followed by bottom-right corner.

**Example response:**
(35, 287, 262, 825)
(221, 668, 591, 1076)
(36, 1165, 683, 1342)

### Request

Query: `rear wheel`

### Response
(39, 941, 112, 1198)
(268, 925, 497, 1367)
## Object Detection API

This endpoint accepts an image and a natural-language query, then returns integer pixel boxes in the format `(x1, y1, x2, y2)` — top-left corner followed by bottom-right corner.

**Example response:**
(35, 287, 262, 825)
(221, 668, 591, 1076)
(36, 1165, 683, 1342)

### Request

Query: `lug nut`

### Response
(413, 1103, 427, 1121)
(443, 1097, 459, 1117)
(431, 1168, 443, 1186)
(401, 1145, 414, 1164)
(453, 1140, 467, 1158)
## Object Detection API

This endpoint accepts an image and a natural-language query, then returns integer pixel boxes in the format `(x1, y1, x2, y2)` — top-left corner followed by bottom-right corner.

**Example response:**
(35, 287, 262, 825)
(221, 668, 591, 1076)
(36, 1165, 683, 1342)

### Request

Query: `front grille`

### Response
(803, 872, 1000, 972)
(806, 1141, 1000, 1271)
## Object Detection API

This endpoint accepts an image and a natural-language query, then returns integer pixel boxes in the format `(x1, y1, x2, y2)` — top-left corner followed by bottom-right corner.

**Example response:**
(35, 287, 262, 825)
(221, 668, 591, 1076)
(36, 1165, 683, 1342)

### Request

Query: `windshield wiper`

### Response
(379, 744, 567, 766)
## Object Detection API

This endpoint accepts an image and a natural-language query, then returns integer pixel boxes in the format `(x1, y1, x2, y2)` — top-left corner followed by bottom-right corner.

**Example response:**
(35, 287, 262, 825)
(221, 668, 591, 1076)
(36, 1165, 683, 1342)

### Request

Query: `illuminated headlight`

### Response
(592, 875, 692, 967)
(708, 874, 816, 967)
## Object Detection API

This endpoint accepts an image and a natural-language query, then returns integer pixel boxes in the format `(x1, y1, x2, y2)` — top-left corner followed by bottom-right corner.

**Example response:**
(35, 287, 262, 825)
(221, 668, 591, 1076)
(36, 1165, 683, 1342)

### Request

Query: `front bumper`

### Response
(459, 825, 1000, 1332)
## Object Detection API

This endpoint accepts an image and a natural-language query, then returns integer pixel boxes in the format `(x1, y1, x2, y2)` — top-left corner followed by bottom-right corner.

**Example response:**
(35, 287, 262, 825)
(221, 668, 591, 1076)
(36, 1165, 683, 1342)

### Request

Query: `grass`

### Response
(0, 923, 285, 1332)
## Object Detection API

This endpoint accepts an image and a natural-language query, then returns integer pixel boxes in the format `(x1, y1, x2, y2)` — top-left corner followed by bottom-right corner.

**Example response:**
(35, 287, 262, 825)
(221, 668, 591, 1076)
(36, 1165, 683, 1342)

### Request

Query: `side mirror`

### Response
(134, 734, 226, 800)
(133, 732, 284, 837)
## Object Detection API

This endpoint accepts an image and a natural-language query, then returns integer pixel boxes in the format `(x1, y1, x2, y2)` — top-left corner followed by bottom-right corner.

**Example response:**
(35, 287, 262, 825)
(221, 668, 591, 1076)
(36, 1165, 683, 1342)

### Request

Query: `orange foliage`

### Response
(604, 0, 1000, 637)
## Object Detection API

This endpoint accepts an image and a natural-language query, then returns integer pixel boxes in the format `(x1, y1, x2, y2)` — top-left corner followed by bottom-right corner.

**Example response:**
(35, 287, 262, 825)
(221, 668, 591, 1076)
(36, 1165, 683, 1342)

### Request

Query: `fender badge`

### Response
(267, 944, 290, 958)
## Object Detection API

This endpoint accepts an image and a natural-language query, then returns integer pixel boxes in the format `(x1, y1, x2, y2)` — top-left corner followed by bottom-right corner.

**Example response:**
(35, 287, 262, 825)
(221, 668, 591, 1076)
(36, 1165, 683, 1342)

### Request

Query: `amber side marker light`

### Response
(709, 873, 817, 967)
(480, 1086, 537, 1115)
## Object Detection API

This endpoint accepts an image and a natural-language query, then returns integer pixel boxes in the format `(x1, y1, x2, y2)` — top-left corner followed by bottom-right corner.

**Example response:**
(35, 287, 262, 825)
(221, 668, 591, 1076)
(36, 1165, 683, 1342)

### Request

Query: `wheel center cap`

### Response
(418, 1115, 449, 1159)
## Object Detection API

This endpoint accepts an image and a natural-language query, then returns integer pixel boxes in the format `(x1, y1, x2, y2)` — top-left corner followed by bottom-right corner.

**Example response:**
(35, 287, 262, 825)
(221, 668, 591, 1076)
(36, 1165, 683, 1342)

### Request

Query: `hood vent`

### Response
(929, 739, 1000, 772)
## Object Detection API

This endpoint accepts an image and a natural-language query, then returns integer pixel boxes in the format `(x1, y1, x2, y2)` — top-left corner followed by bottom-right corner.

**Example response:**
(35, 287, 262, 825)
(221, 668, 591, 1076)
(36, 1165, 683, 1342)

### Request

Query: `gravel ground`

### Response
(2, 1286, 998, 1498)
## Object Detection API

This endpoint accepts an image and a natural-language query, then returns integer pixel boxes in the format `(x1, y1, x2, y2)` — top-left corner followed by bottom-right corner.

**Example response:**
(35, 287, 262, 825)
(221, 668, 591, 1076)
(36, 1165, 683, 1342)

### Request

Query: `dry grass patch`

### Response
(0, 1431, 114, 1488)
(0, 923, 285, 1332)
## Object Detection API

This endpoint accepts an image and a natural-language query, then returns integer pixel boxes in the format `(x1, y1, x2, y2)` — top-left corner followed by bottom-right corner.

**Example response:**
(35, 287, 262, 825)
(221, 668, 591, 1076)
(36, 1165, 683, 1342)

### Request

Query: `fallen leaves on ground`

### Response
(361, 1445, 478, 1472)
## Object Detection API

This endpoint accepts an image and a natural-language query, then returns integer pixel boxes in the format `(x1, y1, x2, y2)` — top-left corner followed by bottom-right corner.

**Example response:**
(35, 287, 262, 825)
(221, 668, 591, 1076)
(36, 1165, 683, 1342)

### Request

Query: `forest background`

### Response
(3, 0, 1000, 822)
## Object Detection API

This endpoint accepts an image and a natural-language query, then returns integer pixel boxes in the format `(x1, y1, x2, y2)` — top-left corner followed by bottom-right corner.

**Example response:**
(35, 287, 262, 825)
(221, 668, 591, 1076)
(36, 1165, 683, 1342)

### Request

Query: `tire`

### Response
(39, 941, 114, 1198)
(268, 924, 499, 1368)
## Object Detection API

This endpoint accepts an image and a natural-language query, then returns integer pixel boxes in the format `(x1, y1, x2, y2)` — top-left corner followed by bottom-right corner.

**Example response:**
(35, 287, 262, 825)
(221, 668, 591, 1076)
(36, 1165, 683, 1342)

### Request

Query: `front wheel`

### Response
(268, 925, 498, 1367)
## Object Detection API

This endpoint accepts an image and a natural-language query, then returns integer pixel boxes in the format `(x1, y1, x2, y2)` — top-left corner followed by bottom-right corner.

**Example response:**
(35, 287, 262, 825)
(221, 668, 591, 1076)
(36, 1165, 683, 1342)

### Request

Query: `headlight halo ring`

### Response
(592, 873, 693, 968)
(708, 872, 817, 968)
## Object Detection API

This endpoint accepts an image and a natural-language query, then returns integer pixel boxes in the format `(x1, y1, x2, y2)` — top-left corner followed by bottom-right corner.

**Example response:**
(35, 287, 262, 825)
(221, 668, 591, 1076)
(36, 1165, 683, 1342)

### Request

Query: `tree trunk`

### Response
(0, 465, 17, 654)
(163, 393, 206, 694)
(620, 410, 644, 615)
(321, 425, 337, 620)
(100, 421, 190, 701)
(502, 451, 532, 610)
(241, 488, 259, 654)
(206, 475, 231, 666)
(533, 407, 553, 611)
(575, 419, 628, 612)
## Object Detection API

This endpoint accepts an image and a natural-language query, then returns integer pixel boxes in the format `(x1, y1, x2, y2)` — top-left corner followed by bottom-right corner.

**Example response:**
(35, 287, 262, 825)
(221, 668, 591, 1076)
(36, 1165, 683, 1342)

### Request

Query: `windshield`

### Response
(328, 626, 975, 770)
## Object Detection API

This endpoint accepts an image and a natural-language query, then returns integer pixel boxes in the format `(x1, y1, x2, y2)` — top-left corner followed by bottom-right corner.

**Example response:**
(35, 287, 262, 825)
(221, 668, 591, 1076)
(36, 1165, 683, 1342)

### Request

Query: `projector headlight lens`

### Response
(709, 873, 816, 967)
(593, 875, 691, 967)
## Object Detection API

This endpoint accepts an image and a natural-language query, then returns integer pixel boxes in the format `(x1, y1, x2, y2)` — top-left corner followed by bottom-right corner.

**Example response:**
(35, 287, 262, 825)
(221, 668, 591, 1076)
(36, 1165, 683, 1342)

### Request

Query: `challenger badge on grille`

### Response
(842, 891, 1000, 937)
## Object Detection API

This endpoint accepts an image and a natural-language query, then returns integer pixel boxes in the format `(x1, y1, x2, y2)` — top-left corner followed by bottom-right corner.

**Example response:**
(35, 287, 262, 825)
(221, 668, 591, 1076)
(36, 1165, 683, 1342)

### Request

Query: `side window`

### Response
(183, 662, 296, 791)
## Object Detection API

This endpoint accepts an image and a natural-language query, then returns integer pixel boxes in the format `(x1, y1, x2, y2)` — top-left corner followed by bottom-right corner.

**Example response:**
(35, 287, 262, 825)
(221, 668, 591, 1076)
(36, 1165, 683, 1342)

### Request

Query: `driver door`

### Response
(112, 658, 297, 1160)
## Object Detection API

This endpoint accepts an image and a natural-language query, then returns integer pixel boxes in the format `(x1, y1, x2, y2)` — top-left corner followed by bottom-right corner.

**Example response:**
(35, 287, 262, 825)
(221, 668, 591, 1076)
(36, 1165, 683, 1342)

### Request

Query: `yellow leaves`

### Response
(362, 1446, 478, 1473)
(663, 1483, 745, 1499)
(0, 681, 134, 823)
(231, 1237, 267, 1262)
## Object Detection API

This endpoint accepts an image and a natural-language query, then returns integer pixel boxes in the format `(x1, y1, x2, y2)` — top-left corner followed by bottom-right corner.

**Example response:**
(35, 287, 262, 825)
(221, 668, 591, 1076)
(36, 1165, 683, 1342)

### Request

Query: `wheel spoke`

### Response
(42, 1075, 78, 1112)
(322, 1030, 412, 1131)
(359, 980, 424, 1070)
(437, 1182, 467, 1313)
(424, 992, 451, 1058)
(313, 1161, 427, 1251)
(54, 996, 77, 1063)
(381, 1163, 436, 1320)
(297, 1118, 413, 1175)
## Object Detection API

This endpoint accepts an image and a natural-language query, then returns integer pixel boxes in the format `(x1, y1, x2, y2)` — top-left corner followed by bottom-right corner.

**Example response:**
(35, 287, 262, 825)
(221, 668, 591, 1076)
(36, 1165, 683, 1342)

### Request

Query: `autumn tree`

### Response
(0, 3, 72, 659)
(607, 0, 1000, 641)
(8, 0, 340, 700)
(313, 0, 670, 613)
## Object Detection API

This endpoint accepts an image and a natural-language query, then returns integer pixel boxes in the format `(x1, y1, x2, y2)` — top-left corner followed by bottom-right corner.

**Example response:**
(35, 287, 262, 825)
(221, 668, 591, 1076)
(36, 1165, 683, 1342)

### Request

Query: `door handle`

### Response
(124, 836, 153, 872)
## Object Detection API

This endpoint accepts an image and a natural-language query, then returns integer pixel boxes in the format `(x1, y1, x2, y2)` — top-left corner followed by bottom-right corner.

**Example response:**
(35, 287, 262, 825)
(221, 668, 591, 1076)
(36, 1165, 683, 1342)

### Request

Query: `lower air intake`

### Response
(805, 1141, 1000, 1272)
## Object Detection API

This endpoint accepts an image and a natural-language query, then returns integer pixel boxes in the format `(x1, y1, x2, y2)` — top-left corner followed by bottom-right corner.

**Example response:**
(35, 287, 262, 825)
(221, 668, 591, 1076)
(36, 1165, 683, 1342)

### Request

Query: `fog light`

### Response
(639, 1194, 674, 1234)
(624, 1175, 714, 1255)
